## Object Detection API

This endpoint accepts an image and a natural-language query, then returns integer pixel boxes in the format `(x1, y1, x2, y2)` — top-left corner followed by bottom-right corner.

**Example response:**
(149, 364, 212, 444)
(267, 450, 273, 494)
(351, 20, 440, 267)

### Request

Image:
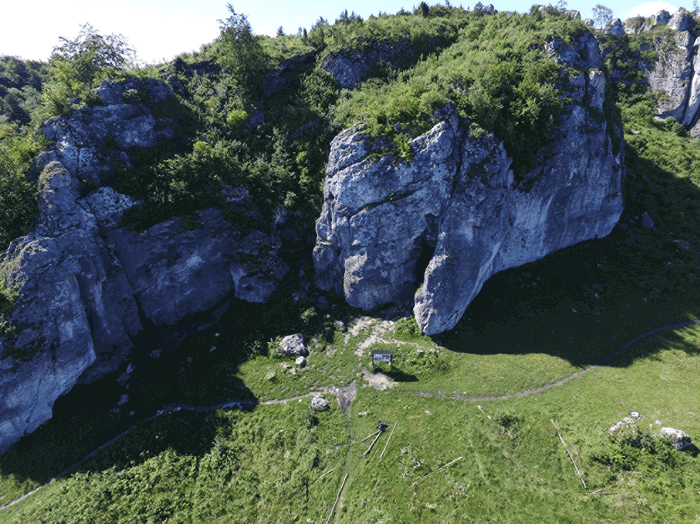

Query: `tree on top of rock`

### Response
(42, 24, 135, 117)
(592, 4, 613, 29)
(218, 4, 270, 106)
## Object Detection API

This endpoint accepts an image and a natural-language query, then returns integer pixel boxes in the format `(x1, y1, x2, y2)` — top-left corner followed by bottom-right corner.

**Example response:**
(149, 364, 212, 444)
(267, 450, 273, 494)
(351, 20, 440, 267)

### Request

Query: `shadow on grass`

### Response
(0, 249, 316, 500)
(379, 366, 419, 382)
(427, 148, 700, 369)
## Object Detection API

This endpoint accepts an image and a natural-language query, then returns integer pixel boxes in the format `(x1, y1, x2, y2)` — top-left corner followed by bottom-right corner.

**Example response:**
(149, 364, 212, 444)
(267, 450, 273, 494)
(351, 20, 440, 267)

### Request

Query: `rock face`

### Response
(619, 9, 700, 135)
(314, 31, 624, 335)
(0, 79, 288, 455)
(321, 40, 418, 89)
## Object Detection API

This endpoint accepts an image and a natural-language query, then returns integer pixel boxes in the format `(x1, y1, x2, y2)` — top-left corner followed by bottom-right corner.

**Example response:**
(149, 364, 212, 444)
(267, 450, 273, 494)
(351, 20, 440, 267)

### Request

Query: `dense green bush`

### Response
(334, 10, 585, 176)
(41, 23, 135, 118)
(0, 124, 43, 251)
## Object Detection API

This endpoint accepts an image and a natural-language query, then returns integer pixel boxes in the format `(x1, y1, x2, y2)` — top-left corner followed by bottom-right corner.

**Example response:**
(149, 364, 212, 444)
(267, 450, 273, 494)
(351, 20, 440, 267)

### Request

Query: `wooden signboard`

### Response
(371, 349, 394, 364)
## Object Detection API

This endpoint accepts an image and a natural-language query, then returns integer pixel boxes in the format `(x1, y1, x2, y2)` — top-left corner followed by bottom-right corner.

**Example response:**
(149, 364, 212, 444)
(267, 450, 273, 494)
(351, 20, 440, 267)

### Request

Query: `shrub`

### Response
(226, 108, 248, 129)
(0, 124, 42, 251)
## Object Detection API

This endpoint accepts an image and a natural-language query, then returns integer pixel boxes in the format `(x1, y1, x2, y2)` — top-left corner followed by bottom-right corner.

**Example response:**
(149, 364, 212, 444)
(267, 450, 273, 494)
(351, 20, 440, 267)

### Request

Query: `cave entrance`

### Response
(414, 238, 436, 291)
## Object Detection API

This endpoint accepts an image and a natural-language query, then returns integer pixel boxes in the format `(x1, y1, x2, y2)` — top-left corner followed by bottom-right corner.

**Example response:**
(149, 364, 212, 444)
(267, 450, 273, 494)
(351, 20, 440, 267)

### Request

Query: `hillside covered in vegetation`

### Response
(1, 3, 700, 522)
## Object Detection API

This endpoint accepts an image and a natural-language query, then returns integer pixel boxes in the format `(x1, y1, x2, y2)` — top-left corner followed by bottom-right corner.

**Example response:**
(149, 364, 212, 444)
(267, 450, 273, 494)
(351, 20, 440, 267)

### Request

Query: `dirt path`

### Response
(2, 318, 698, 512)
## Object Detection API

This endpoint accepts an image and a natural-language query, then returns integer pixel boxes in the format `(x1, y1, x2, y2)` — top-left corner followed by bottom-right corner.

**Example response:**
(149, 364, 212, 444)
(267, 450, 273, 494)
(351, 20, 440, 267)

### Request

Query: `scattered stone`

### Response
(150, 349, 162, 359)
(661, 427, 692, 450)
(311, 396, 329, 410)
(358, 411, 367, 417)
(279, 333, 307, 356)
(117, 394, 129, 406)
(316, 295, 330, 310)
(280, 363, 291, 369)
(629, 410, 643, 420)
(295, 356, 307, 368)
(609, 417, 640, 442)
(642, 211, 655, 230)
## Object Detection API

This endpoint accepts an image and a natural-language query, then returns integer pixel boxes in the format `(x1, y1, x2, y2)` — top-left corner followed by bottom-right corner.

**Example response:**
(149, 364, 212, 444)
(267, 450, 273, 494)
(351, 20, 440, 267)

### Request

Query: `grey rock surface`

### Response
(295, 356, 307, 368)
(609, 417, 640, 441)
(279, 334, 307, 356)
(642, 211, 655, 229)
(621, 12, 700, 130)
(314, 31, 623, 335)
(0, 79, 288, 454)
(41, 79, 175, 186)
(322, 38, 436, 89)
(605, 19, 625, 38)
(660, 427, 692, 449)
(311, 395, 329, 410)
(0, 153, 141, 454)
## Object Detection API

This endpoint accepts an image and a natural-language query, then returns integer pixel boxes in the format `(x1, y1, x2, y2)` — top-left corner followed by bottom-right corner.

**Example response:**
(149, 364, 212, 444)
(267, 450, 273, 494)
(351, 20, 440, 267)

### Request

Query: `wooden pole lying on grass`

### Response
(551, 419, 587, 489)
(584, 482, 624, 496)
(325, 473, 348, 524)
(363, 431, 383, 456)
(410, 456, 463, 487)
(312, 466, 337, 484)
(361, 429, 381, 442)
(380, 420, 398, 459)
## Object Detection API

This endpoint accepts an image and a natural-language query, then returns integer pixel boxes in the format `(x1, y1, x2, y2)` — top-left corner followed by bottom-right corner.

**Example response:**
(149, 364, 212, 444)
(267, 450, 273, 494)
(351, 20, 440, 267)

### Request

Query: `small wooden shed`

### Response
(371, 349, 394, 364)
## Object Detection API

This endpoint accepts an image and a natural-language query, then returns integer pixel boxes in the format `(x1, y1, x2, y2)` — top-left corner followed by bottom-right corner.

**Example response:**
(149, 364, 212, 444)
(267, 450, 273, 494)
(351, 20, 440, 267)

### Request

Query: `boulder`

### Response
(660, 427, 692, 450)
(642, 211, 655, 230)
(314, 30, 624, 334)
(295, 356, 307, 367)
(311, 395, 329, 410)
(609, 417, 640, 441)
(279, 334, 307, 356)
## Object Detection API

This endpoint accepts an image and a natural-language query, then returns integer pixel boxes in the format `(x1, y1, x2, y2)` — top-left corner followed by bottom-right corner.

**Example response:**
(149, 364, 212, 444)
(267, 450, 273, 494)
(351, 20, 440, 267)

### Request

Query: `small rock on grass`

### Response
(311, 396, 328, 410)
(295, 356, 307, 367)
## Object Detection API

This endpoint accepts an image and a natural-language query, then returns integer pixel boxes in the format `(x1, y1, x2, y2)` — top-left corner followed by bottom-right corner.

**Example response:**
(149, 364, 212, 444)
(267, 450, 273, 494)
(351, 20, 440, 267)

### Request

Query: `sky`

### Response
(0, 0, 690, 65)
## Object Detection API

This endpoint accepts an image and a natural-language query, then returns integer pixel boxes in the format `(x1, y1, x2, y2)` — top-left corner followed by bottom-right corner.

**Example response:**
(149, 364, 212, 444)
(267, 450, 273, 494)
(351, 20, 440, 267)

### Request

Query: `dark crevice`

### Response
(414, 238, 436, 289)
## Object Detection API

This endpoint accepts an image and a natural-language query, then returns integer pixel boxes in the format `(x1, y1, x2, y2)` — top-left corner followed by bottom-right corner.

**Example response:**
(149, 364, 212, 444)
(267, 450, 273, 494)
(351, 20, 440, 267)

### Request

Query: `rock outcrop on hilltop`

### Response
(0, 79, 288, 454)
(615, 9, 700, 135)
(313, 30, 625, 334)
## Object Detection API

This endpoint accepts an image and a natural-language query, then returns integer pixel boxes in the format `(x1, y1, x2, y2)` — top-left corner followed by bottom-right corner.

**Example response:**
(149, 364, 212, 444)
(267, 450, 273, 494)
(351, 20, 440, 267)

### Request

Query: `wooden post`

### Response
(325, 473, 348, 524)
(363, 431, 382, 456)
(361, 429, 381, 442)
(380, 420, 398, 459)
(551, 420, 587, 489)
(410, 457, 463, 486)
(312, 466, 337, 484)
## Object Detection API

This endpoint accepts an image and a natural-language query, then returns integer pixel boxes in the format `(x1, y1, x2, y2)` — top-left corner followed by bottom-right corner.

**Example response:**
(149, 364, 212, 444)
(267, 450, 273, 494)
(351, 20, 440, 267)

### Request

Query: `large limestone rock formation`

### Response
(0, 79, 287, 454)
(617, 9, 700, 134)
(314, 31, 624, 335)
